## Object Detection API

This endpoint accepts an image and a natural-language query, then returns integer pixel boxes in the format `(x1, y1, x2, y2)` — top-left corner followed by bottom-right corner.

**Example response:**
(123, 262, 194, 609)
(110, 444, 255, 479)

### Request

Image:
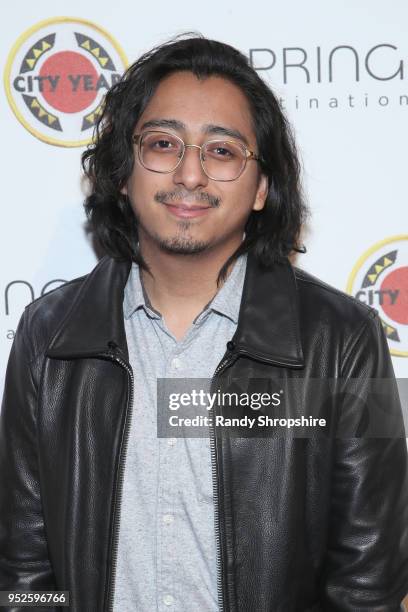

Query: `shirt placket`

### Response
(157, 332, 189, 611)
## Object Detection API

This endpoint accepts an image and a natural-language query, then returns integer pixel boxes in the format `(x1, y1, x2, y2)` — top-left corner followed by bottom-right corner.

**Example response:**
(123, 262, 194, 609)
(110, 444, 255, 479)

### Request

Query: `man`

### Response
(1, 35, 407, 612)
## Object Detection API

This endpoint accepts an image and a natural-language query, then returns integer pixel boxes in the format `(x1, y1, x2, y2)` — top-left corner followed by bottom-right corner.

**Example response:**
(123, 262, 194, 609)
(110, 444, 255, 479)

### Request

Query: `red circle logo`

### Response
(40, 51, 98, 113)
(380, 266, 408, 325)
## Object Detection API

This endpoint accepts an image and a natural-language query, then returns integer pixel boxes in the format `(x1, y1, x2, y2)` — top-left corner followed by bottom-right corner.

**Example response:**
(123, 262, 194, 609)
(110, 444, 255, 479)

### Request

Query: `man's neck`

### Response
(139, 239, 240, 341)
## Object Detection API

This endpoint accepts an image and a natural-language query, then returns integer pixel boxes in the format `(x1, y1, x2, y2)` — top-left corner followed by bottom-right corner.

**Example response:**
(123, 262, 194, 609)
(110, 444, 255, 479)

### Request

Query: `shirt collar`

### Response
(123, 265, 160, 320)
(123, 254, 247, 324)
(205, 253, 247, 324)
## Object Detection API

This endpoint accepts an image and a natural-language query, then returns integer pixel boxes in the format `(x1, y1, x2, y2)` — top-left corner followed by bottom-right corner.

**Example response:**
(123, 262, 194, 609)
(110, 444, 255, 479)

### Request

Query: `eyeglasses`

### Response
(132, 130, 261, 182)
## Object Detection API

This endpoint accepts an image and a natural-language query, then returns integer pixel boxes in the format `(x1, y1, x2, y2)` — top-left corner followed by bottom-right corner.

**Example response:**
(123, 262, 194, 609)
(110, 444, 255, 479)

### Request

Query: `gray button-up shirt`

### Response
(113, 255, 247, 612)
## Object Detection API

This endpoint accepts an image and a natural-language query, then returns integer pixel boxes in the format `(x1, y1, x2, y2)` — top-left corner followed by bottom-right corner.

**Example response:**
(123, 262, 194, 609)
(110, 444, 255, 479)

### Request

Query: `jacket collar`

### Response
(47, 252, 304, 368)
(47, 256, 131, 360)
(233, 254, 304, 368)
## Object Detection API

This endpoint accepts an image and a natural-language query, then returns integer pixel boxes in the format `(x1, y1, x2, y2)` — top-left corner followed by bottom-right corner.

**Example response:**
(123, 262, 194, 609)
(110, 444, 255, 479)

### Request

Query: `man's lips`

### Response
(162, 201, 213, 218)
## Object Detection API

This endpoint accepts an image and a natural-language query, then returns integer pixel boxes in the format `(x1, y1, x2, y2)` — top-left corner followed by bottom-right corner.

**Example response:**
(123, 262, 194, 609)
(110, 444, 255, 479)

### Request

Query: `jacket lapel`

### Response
(47, 256, 131, 359)
(233, 254, 304, 368)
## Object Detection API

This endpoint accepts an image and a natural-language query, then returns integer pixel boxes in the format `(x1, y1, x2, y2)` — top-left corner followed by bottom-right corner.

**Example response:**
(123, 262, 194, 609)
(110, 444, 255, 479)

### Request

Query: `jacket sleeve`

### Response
(0, 310, 57, 610)
(321, 311, 408, 611)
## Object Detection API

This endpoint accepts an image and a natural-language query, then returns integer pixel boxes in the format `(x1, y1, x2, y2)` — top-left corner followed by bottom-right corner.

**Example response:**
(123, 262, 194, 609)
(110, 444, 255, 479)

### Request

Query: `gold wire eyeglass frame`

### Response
(132, 130, 261, 182)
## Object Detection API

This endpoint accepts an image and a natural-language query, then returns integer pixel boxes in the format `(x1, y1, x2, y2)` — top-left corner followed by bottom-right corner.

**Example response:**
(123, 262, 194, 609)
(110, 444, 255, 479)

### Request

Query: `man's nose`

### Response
(172, 145, 209, 190)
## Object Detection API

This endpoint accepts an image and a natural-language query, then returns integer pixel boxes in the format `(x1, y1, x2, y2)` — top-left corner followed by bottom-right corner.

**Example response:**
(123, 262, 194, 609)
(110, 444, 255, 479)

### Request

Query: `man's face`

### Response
(123, 71, 268, 256)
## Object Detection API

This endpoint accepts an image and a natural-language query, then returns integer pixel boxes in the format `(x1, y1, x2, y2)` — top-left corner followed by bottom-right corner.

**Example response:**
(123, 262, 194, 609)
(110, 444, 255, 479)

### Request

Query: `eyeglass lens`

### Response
(139, 131, 247, 180)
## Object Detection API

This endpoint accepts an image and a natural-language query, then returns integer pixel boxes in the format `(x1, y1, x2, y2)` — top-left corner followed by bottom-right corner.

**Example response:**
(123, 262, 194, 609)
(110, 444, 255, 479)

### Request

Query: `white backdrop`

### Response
(1, 0, 407, 390)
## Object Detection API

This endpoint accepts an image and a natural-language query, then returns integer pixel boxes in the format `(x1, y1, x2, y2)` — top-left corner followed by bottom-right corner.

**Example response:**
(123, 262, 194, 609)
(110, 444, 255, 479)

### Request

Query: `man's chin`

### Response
(150, 235, 210, 255)
(157, 236, 210, 255)
(137, 222, 213, 256)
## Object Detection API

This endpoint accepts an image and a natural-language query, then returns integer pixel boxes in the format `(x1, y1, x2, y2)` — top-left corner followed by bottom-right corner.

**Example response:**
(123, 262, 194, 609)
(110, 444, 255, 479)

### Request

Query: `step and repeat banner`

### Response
(0, 1, 407, 386)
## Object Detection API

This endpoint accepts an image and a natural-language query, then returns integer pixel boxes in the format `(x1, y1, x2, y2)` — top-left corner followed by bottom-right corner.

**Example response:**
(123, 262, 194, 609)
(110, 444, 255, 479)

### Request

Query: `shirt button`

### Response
(163, 594, 174, 606)
(163, 513, 174, 524)
(167, 437, 177, 446)
(171, 357, 182, 370)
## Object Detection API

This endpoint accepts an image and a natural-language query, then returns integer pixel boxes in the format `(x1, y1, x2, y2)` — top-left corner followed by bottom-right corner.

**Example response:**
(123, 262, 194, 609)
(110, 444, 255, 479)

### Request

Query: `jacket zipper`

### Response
(103, 345, 232, 612)
(208, 343, 295, 612)
(102, 344, 135, 612)
(102, 341, 232, 612)
(209, 349, 237, 612)
(102, 341, 296, 612)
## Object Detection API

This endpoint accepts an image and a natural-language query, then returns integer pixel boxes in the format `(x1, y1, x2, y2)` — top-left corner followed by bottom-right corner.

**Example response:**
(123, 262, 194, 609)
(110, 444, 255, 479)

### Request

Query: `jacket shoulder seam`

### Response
(289, 265, 303, 361)
(294, 272, 374, 314)
(340, 310, 378, 377)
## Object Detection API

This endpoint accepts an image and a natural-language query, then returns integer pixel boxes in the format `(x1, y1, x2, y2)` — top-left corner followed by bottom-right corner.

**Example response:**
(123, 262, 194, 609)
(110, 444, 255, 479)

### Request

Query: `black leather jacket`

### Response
(1, 253, 407, 612)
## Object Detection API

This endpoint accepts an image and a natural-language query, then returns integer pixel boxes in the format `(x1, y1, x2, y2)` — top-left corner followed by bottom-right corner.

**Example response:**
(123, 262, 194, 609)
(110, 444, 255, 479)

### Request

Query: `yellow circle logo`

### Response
(347, 235, 408, 357)
(4, 17, 127, 147)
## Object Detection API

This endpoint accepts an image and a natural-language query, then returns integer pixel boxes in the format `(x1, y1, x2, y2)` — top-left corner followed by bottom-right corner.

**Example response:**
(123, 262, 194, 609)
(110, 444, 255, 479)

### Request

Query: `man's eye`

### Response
(206, 144, 237, 160)
(153, 139, 173, 149)
(207, 144, 231, 155)
(214, 147, 232, 156)
(146, 137, 182, 154)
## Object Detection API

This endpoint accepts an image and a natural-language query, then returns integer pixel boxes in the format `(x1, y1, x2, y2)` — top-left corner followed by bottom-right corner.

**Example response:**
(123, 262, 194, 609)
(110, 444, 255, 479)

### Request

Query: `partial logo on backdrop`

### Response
(4, 17, 127, 147)
(347, 235, 408, 357)
(3, 278, 68, 341)
(249, 44, 407, 113)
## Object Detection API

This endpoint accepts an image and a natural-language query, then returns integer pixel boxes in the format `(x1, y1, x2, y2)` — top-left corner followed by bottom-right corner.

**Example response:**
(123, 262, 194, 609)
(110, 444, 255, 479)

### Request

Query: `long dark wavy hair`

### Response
(82, 34, 308, 280)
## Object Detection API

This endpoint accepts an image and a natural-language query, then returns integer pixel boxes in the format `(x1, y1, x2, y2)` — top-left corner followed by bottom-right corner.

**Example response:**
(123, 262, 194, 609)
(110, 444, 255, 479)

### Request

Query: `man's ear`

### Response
(252, 173, 268, 211)
(120, 184, 128, 196)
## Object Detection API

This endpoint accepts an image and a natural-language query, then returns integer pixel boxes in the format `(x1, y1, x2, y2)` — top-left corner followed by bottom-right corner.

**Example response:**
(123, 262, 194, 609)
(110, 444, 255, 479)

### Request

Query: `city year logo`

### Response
(4, 17, 127, 147)
(347, 235, 408, 357)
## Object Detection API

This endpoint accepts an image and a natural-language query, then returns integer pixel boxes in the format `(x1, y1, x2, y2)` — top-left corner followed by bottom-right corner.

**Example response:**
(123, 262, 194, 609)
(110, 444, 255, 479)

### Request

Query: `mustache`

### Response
(154, 190, 221, 208)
